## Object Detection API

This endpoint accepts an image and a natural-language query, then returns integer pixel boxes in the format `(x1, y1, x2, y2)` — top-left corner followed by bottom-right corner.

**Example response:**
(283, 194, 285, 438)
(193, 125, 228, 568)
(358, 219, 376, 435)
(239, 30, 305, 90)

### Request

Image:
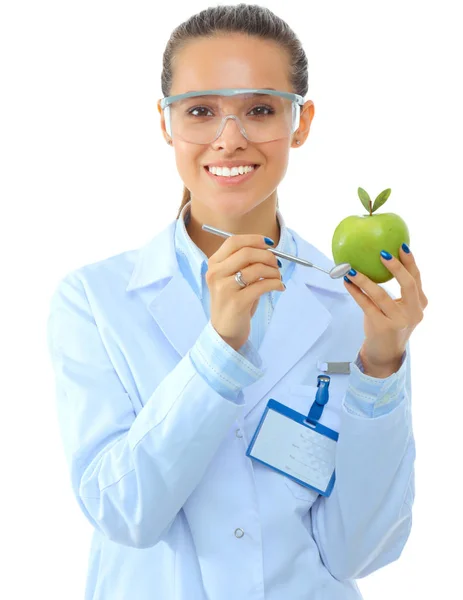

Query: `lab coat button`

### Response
(234, 528, 245, 538)
(235, 428, 243, 438)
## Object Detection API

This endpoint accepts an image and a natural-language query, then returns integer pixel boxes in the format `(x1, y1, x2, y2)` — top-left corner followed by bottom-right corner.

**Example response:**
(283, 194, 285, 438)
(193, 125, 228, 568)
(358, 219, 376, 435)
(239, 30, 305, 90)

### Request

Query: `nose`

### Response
(211, 115, 249, 150)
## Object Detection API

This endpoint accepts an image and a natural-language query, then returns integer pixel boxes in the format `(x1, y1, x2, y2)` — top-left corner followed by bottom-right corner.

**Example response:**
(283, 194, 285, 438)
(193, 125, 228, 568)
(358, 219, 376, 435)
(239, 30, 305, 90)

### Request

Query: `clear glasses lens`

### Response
(165, 92, 300, 144)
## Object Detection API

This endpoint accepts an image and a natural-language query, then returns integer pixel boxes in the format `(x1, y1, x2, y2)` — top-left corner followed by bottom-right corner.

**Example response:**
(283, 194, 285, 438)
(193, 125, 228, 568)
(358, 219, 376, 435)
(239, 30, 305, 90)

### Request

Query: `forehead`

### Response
(170, 34, 291, 95)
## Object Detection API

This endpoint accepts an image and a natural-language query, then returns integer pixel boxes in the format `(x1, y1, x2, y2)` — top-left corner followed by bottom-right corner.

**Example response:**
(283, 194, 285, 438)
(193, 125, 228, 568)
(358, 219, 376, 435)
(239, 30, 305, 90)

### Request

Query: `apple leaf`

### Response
(372, 188, 391, 213)
(358, 187, 371, 213)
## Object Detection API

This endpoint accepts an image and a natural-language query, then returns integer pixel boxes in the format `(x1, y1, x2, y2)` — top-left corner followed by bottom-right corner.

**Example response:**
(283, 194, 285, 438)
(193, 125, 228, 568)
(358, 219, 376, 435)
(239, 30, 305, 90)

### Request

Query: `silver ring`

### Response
(235, 271, 248, 288)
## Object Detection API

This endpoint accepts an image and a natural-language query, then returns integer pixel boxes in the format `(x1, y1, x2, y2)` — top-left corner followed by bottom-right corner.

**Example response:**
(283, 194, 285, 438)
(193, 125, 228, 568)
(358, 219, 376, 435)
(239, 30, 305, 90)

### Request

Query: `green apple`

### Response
(332, 187, 410, 283)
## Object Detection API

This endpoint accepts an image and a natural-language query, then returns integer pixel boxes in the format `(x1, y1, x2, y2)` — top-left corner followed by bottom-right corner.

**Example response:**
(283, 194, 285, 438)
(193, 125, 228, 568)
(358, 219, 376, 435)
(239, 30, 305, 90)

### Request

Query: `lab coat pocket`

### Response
(283, 474, 319, 503)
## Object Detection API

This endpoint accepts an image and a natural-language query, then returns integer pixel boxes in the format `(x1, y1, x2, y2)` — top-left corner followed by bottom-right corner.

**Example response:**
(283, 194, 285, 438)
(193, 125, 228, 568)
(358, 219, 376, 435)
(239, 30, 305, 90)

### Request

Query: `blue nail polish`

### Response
(344, 275, 352, 283)
(277, 258, 282, 268)
(402, 242, 410, 254)
(348, 268, 357, 276)
(264, 237, 274, 245)
(380, 250, 392, 260)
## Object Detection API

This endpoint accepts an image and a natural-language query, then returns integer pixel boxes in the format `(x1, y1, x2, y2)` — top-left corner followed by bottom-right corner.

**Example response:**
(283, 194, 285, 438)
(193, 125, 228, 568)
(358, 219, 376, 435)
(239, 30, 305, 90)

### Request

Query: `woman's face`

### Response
(158, 34, 314, 220)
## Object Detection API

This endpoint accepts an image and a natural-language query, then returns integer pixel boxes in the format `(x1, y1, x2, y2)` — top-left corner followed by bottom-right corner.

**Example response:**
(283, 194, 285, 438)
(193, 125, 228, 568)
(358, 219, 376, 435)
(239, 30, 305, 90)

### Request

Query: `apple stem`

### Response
(369, 200, 372, 216)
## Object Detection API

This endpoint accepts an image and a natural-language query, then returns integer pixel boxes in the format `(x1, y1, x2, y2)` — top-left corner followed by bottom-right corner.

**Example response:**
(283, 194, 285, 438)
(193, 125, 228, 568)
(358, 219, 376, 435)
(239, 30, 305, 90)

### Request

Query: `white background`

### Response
(1, 1, 461, 598)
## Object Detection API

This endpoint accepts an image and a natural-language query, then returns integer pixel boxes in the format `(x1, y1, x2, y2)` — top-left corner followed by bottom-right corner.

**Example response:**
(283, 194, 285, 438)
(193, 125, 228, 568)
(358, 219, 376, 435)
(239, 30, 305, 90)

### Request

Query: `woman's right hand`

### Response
(206, 234, 285, 352)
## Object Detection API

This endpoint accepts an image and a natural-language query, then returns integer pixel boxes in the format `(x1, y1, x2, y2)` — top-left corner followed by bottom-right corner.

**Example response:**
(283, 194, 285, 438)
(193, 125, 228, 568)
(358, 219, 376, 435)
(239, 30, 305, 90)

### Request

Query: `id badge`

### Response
(245, 377, 339, 497)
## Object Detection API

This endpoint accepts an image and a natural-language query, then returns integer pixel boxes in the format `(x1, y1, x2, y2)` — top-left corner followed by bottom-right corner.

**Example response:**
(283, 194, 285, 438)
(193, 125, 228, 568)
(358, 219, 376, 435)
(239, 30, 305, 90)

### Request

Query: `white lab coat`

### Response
(47, 219, 414, 599)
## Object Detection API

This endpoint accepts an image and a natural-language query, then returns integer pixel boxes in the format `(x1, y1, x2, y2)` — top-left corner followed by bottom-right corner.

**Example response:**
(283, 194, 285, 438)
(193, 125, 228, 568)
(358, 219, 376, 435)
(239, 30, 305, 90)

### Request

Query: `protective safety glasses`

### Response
(159, 88, 305, 145)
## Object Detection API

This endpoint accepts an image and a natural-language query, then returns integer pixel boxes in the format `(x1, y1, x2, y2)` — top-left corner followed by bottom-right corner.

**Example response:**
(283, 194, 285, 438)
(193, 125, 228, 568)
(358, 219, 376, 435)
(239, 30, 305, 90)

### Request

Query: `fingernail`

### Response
(380, 250, 392, 260)
(264, 237, 274, 245)
(277, 258, 282, 268)
(344, 275, 352, 283)
(402, 242, 410, 253)
(348, 268, 357, 276)
(282, 282, 286, 290)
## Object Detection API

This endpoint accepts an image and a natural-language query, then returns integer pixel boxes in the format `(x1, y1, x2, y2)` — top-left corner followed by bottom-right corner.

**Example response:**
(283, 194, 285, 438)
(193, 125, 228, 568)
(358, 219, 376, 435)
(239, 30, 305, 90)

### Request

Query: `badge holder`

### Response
(246, 375, 339, 497)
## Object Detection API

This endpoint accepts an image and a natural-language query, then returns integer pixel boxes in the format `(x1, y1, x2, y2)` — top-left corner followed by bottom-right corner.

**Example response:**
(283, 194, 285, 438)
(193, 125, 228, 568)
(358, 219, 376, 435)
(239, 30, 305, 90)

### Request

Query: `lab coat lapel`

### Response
(126, 221, 349, 418)
(126, 221, 208, 358)
(148, 271, 208, 357)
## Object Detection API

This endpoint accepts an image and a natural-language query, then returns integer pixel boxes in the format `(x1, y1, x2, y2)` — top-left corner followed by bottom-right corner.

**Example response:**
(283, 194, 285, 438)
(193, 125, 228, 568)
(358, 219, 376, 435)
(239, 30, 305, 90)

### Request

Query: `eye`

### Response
(187, 106, 213, 117)
(249, 105, 275, 116)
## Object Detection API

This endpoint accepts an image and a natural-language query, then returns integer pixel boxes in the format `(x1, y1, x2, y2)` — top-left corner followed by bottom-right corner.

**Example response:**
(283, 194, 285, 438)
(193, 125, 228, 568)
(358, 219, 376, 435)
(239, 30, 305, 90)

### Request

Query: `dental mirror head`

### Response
(327, 263, 352, 279)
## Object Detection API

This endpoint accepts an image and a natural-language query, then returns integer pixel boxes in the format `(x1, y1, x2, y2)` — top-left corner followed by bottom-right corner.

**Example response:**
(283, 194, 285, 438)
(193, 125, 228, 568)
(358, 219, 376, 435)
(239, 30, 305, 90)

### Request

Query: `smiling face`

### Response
(158, 33, 314, 232)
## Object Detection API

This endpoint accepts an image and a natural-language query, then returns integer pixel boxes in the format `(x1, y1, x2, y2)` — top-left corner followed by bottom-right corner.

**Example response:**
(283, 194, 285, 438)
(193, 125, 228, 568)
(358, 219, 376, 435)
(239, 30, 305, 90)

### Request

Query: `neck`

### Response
(184, 195, 281, 258)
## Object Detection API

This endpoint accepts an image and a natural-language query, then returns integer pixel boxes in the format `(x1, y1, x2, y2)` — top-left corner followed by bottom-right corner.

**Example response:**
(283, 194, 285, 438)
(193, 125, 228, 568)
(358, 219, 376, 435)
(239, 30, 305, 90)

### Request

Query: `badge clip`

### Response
(317, 360, 351, 374)
(305, 375, 330, 426)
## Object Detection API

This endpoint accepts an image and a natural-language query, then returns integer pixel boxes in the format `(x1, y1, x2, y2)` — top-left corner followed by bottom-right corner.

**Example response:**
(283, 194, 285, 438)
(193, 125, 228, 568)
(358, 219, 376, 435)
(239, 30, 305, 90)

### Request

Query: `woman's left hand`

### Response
(343, 245, 428, 375)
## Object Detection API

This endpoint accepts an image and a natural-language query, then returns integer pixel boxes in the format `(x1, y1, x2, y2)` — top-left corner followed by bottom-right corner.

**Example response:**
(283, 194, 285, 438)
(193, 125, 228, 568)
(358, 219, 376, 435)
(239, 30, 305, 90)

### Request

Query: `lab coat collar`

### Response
(126, 220, 349, 419)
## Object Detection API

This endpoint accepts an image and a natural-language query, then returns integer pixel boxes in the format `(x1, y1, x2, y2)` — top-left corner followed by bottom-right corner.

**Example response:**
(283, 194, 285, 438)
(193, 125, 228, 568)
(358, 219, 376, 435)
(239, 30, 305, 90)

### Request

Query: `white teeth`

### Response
(208, 165, 255, 177)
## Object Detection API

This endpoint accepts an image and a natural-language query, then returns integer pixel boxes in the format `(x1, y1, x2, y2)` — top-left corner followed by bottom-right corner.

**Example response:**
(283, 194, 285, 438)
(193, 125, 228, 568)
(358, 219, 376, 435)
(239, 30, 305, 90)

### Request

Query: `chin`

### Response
(208, 192, 266, 213)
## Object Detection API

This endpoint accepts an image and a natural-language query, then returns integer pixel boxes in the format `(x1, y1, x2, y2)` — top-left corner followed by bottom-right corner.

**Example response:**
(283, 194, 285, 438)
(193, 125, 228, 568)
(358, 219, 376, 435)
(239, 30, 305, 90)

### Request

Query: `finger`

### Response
(398, 244, 428, 309)
(210, 233, 273, 264)
(239, 273, 286, 306)
(220, 246, 279, 279)
(343, 277, 385, 320)
(344, 267, 402, 321)
(379, 249, 421, 313)
(236, 263, 281, 287)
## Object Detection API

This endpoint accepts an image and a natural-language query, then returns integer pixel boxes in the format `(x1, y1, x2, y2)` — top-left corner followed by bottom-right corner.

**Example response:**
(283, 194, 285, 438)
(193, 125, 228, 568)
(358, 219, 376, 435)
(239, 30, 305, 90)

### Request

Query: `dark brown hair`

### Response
(160, 3, 309, 219)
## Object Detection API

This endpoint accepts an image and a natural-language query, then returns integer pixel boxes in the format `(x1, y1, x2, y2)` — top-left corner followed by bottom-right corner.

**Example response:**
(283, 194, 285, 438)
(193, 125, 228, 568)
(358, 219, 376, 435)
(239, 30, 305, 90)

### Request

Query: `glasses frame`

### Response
(159, 88, 306, 143)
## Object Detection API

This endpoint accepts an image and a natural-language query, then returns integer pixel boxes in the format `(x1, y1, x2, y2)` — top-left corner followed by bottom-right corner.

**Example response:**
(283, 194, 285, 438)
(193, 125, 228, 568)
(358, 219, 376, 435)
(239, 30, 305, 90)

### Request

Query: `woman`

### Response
(47, 4, 428, 599)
